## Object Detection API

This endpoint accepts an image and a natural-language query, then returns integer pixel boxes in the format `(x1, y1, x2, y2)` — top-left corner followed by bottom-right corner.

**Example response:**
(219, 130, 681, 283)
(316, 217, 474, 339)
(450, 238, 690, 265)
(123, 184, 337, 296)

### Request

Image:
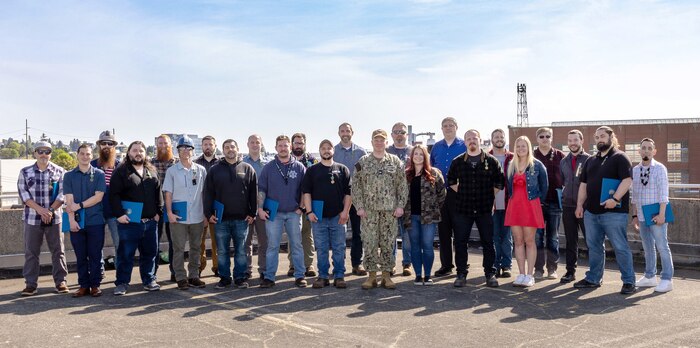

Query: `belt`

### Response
(141, 218, 155, 223)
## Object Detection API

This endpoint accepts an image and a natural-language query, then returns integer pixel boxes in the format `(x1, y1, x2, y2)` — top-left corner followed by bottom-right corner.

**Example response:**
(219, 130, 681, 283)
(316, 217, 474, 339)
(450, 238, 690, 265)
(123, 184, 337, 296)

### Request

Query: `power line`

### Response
(30, 127, 92, 140)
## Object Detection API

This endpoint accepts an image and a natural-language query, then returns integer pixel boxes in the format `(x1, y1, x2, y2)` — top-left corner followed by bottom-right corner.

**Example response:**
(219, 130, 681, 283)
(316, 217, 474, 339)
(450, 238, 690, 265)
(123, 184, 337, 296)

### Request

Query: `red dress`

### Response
(504, 173, 545, 228)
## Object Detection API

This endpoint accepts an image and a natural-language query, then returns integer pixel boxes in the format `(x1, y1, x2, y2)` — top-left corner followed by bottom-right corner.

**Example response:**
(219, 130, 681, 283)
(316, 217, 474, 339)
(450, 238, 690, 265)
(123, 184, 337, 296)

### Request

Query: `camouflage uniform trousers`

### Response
(288, 217, 315, 268)
(362, 210, 397, 272)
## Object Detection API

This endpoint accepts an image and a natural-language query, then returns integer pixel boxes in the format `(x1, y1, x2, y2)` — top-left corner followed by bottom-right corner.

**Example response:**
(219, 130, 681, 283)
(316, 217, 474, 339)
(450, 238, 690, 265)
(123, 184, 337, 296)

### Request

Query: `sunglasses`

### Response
(100, 142, 116, 147)
(35, 149, 52, 155)
(392, 130, 407, 135)
(539, 135, 552, 139)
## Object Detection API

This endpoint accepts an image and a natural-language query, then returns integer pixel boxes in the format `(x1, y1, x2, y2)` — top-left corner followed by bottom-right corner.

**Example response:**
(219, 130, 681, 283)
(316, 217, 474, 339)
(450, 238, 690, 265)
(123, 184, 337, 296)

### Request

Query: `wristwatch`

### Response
(48, 207, 55, 214)
(79, 202, 84, 209)
(299, 206, 307, 214)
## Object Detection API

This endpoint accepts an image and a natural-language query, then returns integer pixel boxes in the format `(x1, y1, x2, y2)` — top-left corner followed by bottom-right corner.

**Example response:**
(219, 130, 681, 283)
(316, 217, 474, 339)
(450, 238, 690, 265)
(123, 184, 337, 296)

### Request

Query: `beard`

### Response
(340, 135, 351, 143)
(642, 156, 650, 161)
(569, 145, 580, 154)
(99, 147, 116, 168)
(292, 148, 305, 157)
(203, 148, 214, 157)
(321, 152, 333, 160)
(468, 143, 479, 152)
(157, 146, 173, 162)
(130, 156, 145, 165)
(493, 141, 505, 149)
(596, 140, 612, 152)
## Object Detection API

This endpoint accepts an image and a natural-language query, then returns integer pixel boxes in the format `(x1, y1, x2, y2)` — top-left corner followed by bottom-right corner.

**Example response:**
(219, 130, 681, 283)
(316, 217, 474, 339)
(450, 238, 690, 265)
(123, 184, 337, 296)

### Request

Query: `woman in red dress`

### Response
(505, 136, 548, 287)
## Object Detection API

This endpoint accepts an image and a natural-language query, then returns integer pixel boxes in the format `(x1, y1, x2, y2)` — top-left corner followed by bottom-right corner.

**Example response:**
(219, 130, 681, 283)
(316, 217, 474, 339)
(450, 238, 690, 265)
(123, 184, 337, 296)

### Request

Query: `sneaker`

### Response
(21, 286, 37, 297)
(573, 279, 601, 289)
(215, 279, 232, 289)
(423, 276, 434, 286)
(413, 276, 423, 286)
(513, 274, 526, 287)
(523, 275, 535, 287)
(113, 283, 128, 296)
(312, 278, 329, 289)
(453, 273, 467, 287)
(620, 283, 637, 294)
(501, 268, 512, 278)
(56, 281, 69, 294)
(654, 279, 673, 293)
(188, 278, 206, 288)
(143, 281, 161, 291)
(546, 271, 558, 280)
(533, 270, 544, 280)
(234, 278, 249, 289)
(402, 265, 412, 276)
(494, 268, 503, 278)
(305, 267, 317, 277)
(434, 266, 453, 277)
(244, 271, 252, 280)
(636, 276, 658, 288)
(352, 265, 368, 276)
(295, 278, 308, 288)
(177, 280, 190, 290)
(333, 278, 347, 289)
(259, 279, 275, 288)
(287, 267, 295, 277)
(485, 275, 499, 288)
(560, 272, 576, 283)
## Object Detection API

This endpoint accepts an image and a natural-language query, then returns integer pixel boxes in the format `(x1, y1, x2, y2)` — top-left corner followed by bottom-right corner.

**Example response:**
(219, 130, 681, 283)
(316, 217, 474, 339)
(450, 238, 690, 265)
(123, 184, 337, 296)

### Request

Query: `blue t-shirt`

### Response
(430, 137, 466, 186)
(63, 166, 107, 226)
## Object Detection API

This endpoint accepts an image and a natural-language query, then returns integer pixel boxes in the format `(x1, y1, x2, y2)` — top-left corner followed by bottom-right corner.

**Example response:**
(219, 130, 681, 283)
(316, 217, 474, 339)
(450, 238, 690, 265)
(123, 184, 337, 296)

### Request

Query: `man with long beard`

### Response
(195, 135, 220, 277)
(152, 134, 178, 282)
(91, 131, 121, 271)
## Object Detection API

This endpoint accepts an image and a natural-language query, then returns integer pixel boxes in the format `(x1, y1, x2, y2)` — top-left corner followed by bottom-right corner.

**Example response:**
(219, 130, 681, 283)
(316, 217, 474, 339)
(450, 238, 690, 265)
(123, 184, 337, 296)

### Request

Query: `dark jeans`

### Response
(535, 202, 561, 273)
(453, 212, 496, 277)
(155, 218, 174, 277)
(562, 206, 586, 274)
(70, 224, 105, 288)
(115, 220, 158, 286)
(437, 189, 457, 270)
(492, 209, 512, 269)
(349, 205, 363, 267)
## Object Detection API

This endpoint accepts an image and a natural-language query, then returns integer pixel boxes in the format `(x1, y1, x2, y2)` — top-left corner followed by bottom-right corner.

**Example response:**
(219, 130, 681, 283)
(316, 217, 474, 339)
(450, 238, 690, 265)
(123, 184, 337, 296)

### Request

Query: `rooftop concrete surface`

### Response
(1, 249, 698, 347)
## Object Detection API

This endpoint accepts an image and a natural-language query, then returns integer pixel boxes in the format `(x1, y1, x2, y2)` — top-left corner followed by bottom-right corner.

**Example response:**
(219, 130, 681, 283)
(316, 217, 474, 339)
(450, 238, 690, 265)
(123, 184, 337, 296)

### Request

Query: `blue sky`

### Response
(1, 0, 699, 150)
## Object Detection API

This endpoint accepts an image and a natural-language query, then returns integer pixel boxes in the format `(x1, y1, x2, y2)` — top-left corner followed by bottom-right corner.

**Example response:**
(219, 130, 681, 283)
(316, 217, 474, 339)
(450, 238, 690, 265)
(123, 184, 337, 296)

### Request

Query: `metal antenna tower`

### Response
(517, 83, 528, 126)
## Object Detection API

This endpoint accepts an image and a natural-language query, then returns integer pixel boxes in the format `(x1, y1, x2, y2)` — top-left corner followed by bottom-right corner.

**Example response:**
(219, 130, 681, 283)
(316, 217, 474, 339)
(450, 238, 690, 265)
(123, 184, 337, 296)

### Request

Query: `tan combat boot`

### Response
(362, 272, 378, 290)
(381, 272, 396, 289)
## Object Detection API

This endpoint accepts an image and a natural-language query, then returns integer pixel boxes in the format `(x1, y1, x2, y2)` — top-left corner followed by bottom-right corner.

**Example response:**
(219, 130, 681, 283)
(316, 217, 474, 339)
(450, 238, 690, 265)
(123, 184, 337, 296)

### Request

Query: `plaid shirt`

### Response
(534, 147, 565, 204)
(447, 150, 505, 216)
(17, 161, 65, 225)
(630, 159, 669, 222)
(151, 158, 178, 186)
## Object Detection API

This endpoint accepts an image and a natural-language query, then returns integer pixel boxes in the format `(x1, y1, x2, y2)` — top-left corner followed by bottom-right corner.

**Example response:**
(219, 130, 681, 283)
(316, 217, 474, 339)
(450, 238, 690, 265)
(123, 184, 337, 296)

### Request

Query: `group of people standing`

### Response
(16, 119, 674, 297)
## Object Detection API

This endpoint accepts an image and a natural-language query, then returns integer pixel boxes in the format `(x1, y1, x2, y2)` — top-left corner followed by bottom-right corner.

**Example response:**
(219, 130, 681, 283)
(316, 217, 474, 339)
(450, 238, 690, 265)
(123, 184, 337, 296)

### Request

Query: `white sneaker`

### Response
(654, 279, 673, 293)
(636, 276, 658, 287)
(546, 271, 558, 280)
(513, 274, 526, 287)
(523, 275, 535, 287)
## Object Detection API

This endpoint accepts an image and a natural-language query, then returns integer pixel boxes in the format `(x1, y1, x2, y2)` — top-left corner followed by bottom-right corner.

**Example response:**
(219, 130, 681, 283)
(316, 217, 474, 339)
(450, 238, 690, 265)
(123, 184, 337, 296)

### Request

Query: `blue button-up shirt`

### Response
(430, 137, 466, 186)
(243, 155, 269, 175)
(333, 143, 367, 176)
(162, 162, 207, 223)
(63, 166, 107, 226)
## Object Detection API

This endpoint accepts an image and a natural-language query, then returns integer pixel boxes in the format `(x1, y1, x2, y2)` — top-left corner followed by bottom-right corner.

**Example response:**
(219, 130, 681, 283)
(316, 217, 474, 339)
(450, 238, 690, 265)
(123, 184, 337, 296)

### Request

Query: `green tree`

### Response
(52, 148, 77, 170)
(0, 148, 19, 159)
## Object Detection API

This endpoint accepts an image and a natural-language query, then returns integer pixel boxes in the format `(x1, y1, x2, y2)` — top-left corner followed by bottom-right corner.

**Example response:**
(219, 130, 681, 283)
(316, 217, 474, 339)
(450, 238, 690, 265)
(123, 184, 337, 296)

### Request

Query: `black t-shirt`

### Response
(410, 176, 421, 215)
(579, 148, 632, 214)
(301, 162, 351, 217)
(467, 154, 480, 169)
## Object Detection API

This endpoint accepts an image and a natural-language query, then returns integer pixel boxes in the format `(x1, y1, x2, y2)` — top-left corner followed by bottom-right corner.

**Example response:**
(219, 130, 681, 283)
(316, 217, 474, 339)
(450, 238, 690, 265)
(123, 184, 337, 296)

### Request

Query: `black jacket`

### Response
(110, 163, 163, 219)
(203, 159, 257, 220)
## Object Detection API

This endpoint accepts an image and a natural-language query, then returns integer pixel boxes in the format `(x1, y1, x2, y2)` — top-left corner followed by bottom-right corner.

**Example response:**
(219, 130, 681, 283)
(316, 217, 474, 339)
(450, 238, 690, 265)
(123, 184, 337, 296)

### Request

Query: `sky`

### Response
(1, 0, 699, 151)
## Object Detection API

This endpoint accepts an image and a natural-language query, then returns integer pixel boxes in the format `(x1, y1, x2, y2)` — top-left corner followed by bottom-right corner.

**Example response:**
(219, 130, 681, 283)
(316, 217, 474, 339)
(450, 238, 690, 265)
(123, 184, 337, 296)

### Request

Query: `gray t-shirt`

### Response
(494, 154, 506, 210)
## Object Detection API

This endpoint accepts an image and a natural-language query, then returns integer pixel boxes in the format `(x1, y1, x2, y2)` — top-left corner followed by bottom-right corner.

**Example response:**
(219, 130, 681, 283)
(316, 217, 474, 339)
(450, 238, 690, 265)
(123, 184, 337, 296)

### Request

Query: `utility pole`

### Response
(24, 119, 29, 159)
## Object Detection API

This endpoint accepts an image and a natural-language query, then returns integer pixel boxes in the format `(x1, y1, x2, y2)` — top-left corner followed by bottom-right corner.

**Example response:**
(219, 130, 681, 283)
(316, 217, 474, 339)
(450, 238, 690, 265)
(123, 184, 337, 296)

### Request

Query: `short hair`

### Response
(291, 133, 307, 143)
(222, 139, 238, 149)
(568, 129, 583, 140)
(392, 122, 407, 130)
(536, 127, 553, 137)
(640, 138, 655, 147)
(465, 129, 481, 138)
(276, 135, 290, 145)
(441, 117, 458, 127)
(77, 143, 92, 153)
(491, 128, 505, 138)
(201, 135, 216, 144)
(338, 123, 353, 132)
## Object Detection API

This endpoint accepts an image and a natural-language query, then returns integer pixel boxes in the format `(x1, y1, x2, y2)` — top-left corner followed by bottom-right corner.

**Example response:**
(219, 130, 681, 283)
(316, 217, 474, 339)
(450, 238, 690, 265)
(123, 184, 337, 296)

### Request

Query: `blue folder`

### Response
(308, 200, 324, 222)
(61, 210, 85, 233)
(121, 201, 143, 223)
(164, 201, 187, 223)
(50, 182, 59, 203)
(213, 200, 224, 222)
(641, 202, 675, 226)
(600, 178, 622, 208)
(555, 188, 562, 209)
(263, 198, 279, 222)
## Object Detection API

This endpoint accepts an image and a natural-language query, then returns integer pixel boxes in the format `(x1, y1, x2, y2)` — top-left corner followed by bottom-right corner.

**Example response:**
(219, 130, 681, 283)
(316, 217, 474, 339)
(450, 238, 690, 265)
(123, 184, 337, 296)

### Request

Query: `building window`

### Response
(667, 142, 688, 162)
(625, 144, 642, 163)
(668, 172, 683, 184)
(561, 145, 570, 156)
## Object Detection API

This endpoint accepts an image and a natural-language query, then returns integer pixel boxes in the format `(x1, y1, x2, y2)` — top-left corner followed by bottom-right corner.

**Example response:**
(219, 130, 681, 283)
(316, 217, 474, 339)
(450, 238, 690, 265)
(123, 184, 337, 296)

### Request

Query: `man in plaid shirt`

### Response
(152, 134, 178, 281)
(17, 140, 68, 296)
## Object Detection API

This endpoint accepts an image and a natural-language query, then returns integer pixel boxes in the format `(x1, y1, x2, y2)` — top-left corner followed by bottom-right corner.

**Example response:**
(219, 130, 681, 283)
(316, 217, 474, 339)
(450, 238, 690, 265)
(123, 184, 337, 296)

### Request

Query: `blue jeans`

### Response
(115, 220, 158, 286)
(70, 224, 105, 288)
(639, 222, 674, 280)
(408, 215, 436, 277)
(583, 211, 635, 284)
(215, 219, 249, 281)
(492, 209, 512, 269)
(393, 218, 411, 266)
(535, 203, 561, 272)
(312, 215, 346, 279)
(265, 212, 304, 281)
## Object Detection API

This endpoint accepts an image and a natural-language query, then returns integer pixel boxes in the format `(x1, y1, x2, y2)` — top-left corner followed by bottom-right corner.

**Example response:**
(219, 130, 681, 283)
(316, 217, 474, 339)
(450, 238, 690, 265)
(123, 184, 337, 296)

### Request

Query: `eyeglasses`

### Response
(392, 130, 407, 135)
(35, 149, 52, 155)
(538, 135, 551, 139)
(293, 142, 305, 146)
(100, 142, 116, 147)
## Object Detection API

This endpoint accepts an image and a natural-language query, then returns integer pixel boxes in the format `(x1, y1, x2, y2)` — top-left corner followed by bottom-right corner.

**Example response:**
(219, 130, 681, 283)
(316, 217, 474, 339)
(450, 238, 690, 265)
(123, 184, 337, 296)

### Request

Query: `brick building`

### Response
(508, 118, 700, 184)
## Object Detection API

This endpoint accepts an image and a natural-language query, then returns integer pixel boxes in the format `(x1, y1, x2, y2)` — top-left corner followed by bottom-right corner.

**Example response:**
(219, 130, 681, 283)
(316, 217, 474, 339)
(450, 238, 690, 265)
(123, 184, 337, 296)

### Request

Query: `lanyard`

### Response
(274, 160, 290, 185)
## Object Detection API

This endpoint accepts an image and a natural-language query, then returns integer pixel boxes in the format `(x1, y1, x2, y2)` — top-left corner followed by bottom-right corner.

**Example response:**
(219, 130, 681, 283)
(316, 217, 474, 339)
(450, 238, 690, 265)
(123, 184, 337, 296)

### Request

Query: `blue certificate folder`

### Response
(213, 200, 224, 222)
(61, 210, 85, 233)
(164, 201, 187, 222)
(642, 202, 675, 226)
(307, 200, 324, 222)
(263, 198, 279, 222)
(600, 178, 622, 208)
(121, 201, 143, 222)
